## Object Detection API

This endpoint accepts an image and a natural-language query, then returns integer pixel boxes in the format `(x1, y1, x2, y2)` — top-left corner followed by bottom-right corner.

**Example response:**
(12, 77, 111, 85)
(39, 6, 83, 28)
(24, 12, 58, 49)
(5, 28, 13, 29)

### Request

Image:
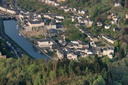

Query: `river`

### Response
(1, 0, 6, 3)
(4, 20, 49, 59)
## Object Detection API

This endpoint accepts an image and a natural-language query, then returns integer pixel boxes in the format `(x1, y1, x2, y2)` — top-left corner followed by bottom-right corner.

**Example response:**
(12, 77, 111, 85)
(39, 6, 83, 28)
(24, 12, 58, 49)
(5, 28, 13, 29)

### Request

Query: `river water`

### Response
(4, 20, 49, 59)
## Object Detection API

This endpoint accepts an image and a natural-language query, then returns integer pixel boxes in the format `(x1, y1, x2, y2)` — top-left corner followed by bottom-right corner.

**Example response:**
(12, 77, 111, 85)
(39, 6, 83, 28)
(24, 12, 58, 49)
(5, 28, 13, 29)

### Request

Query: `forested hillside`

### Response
(0, 56, 127, 85)
(0, 56, 111, 85)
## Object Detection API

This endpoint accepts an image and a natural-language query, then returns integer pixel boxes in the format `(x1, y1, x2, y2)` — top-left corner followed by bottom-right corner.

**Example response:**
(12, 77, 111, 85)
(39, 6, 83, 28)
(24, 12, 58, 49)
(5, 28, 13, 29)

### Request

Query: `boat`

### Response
(16, 25, 18, 29)
(19, 33, 21, 36)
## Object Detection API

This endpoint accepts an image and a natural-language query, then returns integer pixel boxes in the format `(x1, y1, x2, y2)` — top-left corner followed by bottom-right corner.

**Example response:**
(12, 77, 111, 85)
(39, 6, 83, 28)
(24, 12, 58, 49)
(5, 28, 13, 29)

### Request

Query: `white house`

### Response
(55, 19, 63, 23)
(56, 15, 64, 19)
(56, 50, 64, 59)
(113, 27, 120, 31)
(104, 25, 111, 29)
(37, 39, 53, 48)
(97, 22, 103, 26)
(54, 2, 60, 6)
(87, 20, 93, 27)
(96, 47, 114, 59)
(73, 8, 77, 12)
(102, 48, 114, 59)
(90, 41, 96, 47)
(67, 53, 78, 60)
(126, 14, 128, 19)
(102, 35, 115, 44)
(80, 52, 88, 57)
(57, 0, 66, 3)
(111, 20, 117, 24)
(27, 20, 44, 28)
(114, 2, 121, 7)
(64, 8, 70, 12)
(0, 6, 16, 14)
(112, 16, 118, 21)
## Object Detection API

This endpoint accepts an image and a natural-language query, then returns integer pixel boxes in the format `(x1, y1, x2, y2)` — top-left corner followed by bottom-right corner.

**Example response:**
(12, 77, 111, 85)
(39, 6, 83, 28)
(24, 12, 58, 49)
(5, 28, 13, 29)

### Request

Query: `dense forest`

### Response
(0, 56, 127, 85)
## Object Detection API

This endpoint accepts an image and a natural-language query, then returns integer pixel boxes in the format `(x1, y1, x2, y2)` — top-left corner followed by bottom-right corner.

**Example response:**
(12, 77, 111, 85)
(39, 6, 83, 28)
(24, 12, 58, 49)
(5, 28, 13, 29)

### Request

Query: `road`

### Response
(0, 19, 25, 58)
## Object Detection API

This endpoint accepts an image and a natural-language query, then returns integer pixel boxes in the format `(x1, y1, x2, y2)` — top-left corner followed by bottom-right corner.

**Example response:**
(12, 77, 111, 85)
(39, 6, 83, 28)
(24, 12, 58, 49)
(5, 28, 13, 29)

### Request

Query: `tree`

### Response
(92, 75, 106, 85)
(49, 71, 56, 81)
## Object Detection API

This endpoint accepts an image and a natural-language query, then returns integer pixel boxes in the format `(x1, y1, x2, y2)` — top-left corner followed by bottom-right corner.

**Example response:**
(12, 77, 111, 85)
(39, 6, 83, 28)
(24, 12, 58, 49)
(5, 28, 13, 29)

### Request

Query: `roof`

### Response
(38, 39, 51, 42)
(29, 20, 42, 24)
(102, 35, 115, 41)
(49, 29, 58, 33)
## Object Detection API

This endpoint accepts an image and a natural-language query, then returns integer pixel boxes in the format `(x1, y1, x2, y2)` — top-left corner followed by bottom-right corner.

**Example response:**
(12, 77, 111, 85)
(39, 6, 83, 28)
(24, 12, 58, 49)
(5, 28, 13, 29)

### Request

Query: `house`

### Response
(112, 16, 118, 21)
(67, 40, 89, 49)
(102, 35, 115, 44)
(107, 12, 117, 20)
(90, 41, 97, 47)
(72, 8, 77, 12)
(54, 2, 60, 6)
(96, 47, 114, 59)
(86, 15, 90, 18)
(97, 22, 103, 26)
(27, 20, 44, 29)
(68, 7, 73, 12)
(114, 2, 121, 7)
(49, 21, 57, 29)
(80, 52, 88, 57)
(126, 14, 128, 19)
(55, 15, 64, 19)
(57, 0, 66, 3)
(72, 16, 76, 22)
(56, 50, 64, 59)
(113, 27, 120, 31)
(104, 25, 111, 29)
(81, 10, 85, 15)
(64, 8, 70, 12)
(111, 20, 117, 24)
(58, 39, 66, 46)
(0, 6, 16, 14)
(78, 18, 93, 27)
(43, 14, 54, 20)
(37, 39, 53, 48)
(56, 24, 66, 32)
(55, 19, 63, 23)
(23, 24, 32, 31)
(60, 5, 66, 9)
(85, 19, 93, 27)
(67, 52, 78, 60)
(48, 29, 58, 37)
(18, 13, 30, 22)
(78, 10, 85, 15)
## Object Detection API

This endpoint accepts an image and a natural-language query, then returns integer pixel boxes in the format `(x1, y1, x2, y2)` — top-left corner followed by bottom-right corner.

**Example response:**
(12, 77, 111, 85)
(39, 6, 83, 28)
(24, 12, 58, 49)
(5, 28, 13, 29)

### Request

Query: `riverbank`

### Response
(19, 31, 54, 60)
(0, 19, 34, 59)
(3, 20, 50, 59)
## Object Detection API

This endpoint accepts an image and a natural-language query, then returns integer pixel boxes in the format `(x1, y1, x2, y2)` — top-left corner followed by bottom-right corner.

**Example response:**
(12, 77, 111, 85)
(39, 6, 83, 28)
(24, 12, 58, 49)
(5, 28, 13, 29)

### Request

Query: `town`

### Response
(0, 0, 128, 60)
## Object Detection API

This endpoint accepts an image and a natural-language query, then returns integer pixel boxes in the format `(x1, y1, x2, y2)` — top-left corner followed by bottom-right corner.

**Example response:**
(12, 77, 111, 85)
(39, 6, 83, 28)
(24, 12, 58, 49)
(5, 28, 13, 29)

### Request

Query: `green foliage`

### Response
(92, 75, 106, 85)
(0, 56, 114, 85)
(109, 58, 128, 85)
(0, 38, 13, 58)
(66, 26, 87, 41)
